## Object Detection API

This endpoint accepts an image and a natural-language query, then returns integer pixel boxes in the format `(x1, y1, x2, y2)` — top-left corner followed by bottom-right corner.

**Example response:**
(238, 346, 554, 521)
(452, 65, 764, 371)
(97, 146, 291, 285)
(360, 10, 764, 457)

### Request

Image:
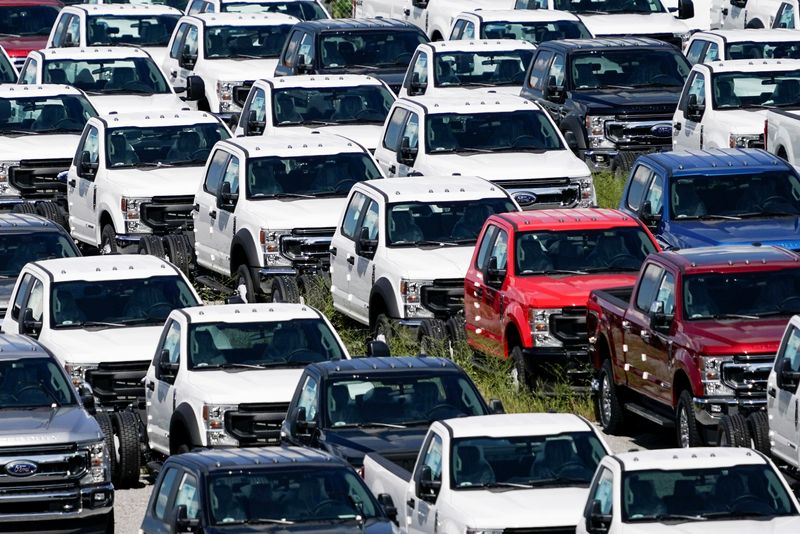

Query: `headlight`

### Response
(121, 197, 149, 220)
(259, 228, 292, 266)
(0, 160, 20, 194)
(400, 278, 433, 318)
(467, 529, 504, 534)
(573, 175, 596, 207)
(528, 308, 563, 348)
(217, 80, 244, 112)
(700, 356, 734, 396)
(585, 115, 615, 149)
(81, 439, 109, 483)
(729, 133, 763, 148)
(64, 363, 98, 389)
(202, 404, 238, 447)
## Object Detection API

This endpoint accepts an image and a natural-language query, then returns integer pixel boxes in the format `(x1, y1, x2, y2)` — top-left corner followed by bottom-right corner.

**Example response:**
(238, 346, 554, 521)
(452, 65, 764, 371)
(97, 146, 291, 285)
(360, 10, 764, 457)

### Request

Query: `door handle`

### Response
(621, 320, 631, 332)
(146, 381, 155, 391)
(347, 256, 355, 265)
(68, 178, 76, 187)
(674, 122, 682, 131)
(406, 498, 415, 509)
(209, 210, 217, 220)
(640, 329, 651, 342)
(192, 203, 199, 211)
(768, 387, 777, 398)
(403, 7, 410, 15)
(388, 165, 396, 174)
(474, 286, 483, 298)
(170, 70, 177, 77)
(330, 247, 337, 256)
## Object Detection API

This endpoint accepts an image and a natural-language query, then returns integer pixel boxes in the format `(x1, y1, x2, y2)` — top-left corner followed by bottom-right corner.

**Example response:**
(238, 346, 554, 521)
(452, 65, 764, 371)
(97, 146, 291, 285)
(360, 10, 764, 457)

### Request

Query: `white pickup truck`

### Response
(685, 28, 800, 64)
(714, 0, 796, 28)
(185, 0, 329, 18)
(766, 108, 800, 166)
(364, 413, 611, 534)
(448, 9, 593, 43)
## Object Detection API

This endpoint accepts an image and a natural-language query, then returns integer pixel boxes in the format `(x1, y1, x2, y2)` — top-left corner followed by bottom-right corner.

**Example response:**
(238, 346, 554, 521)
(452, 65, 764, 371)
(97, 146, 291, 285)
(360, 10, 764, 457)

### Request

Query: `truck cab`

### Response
(448, 9, 592, 43)
(714, 0, 794, 28)
(185, 0, 329, 19)
(685, 29, 800, 64)
(0, 0, 62, 72)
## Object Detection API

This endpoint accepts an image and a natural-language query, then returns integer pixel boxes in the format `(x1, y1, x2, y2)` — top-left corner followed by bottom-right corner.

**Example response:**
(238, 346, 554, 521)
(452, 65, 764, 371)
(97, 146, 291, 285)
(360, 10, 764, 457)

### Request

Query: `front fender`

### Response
(371, 277, 401, 320)
(673, 347, 702, 399)
(171, 402, 204, 448)
(232, 228, 261, 268)
(97, 199, 125, 243)
(503, 300, 531, 351)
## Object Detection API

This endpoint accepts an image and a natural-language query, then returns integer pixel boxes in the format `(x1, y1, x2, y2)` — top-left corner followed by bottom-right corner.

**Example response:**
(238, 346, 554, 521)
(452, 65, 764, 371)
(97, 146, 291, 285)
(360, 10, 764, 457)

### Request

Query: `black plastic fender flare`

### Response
(231, 229, 260, 270)
(370, 278, 400, 323)
(170, 403, 204, 449)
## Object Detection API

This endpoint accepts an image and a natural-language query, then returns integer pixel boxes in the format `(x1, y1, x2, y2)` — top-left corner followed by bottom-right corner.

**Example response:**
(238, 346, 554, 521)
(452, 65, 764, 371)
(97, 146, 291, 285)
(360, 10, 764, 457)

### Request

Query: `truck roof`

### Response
(0, 84, 86, 99)
(0, 0, 62, 6)
(0, 213, 66, 233)
(0, 334, 50, 360)
(399, 93, 539, 114)
(176, 303, 324, 324)
(700, 58, 800, 74)
(538, 37, 674, 52)
(96, 110, 221, 129)
(440, 413, 594, 439)
(691, 29, 800, 43)
(261, 74, 385, 90)
(35, 46, 154, 61)
(218, 132, 368, 157)
(309, 356, 462, 378)
(357, 176, 510, 203)
(492, 208, 641, 231)
(31, 255, 185, 283)
(640, 148, 790, 176)
(419, 39, 535, 54)
(167, 446, 345, 474)
(185, 12, 299, 26)
(291, 18, 423, 33)
(64, 3, 181, 16)
(460, 9, 582, 22)
(615, 447, 767, 472)
(659, 245, 800, 271)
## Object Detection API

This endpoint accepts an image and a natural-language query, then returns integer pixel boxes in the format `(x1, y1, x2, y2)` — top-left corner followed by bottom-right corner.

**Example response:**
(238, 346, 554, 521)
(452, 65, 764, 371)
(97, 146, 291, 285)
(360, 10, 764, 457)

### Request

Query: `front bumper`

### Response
(581, 146, 669, 172)
(0, 482, 113, 524)
(520, 346, 592, 389)
(692, 396, 766, 427)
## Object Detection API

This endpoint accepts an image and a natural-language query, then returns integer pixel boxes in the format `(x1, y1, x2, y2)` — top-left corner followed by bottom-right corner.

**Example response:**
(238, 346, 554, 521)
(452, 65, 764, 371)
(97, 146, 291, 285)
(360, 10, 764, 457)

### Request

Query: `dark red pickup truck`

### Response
(587, 245, 800, 447)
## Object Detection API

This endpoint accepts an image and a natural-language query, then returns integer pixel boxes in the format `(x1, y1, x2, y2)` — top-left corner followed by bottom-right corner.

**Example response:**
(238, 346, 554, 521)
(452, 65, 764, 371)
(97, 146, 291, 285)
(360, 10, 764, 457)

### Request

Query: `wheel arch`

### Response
(169, 403, 204, 453)
(230, 229, 260, 274)
(369, 277, 399, 328)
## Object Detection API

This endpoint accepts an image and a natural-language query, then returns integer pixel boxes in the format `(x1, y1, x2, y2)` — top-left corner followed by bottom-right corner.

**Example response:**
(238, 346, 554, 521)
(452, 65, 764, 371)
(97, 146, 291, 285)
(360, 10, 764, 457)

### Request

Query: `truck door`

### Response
(475, 228, 509, 360)
(210, 155, 240, 274)
(465, 224, 499, 356)
(2, 273, 35, 335)
(768, 324, 800, 463)
(641, 269, 676, 405)
(193, 149, 230, 273)
(673, 71, 706, 149)
(146, 320, 182, 455)
(374, 107, 409, 176)
(723, 0, 748, 28)
(235, 85, 267, 137)
(407, 431, 443, 534)
(68, 124, 101, 245)
(348, 196, 380, 325)
(623, 262, 666, 398)
(330, 191, 368, 319)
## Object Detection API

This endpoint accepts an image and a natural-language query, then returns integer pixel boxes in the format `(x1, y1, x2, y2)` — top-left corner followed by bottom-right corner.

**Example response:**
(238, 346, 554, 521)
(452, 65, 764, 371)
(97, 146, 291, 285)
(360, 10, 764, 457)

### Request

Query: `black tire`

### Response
(93, 412, 116, 483)
(718, 413, 749, 447)
(111, 411, 140, 488)
(164, 234, 191, 275)
(35, 201, 69, 230)
(445, 316, 466, 344)
(373, 313, 394, 341)
(235, 264, 257, 303)
(510, 346, 533, 391)
(676, 390, 703, 448)
(103, 509, 114, 534)
(271, 275, 300, 303)
(137, 235, 166, 259)
(418, 318, 448, 355)
(100, 224, 118, 255)
(748, 411, 770, 454)
(597, 359, 625, 434)
(11, 202, 37, 215)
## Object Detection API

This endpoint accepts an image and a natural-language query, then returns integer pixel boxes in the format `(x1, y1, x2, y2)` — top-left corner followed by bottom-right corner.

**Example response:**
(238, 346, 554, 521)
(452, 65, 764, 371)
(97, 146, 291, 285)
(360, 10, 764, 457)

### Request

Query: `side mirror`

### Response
(780, 358, 800, 389)
(185, 75, 204, 101)
(490, 398, 505, 414)
(20, 308, 42, 337)
(246, 109, 265, 136)
(686, 94, 705, 122)
(649, 300, 672, 333)
(79, 151, 98, 179)
(179, 45, 197, 69)
(79, 385, 95, 413)
(417, 464, 441, 502)
(587, 499, 612, 534)
(545, 75, 565, 103)
(377, 493, 398, 524)
(158, 350, 179, 377)
(730, 0, 746, 7)
(412, 0, 429, 7)
(678, 0, 695, 18)
(297, 54, 312, 73)
(397, 137, 418, 166)
(409, 72, 427, 95)
(640, 200, 661, 226)
(485, 256, 506, 288)
(295, 406, 318, 435)
(366, 339, 391, 357)
(217, 181, 238, 210)
(563, 129, 579, 151)
(355, 226, 378, 259)
(172, 504, 200, 533)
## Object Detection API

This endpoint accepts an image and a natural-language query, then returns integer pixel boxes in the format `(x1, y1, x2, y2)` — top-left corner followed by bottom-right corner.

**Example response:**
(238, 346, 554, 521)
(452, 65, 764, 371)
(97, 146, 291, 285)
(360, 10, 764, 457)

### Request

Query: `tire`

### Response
(445, 316, 466, 344)
(509, 346, 533, 391)
(235, 264, 257, 303)
(103, 509, 114, 534)
(11, 202, 37, 215)
(271, 275, 300, 303)
(35, 201, 68, 230)
(748, 411, 770, 454)
(164, 234, 191, 275)
(111, 411, 141, 488)
(93, 412, 116, 483)
(718, 413, 749, 447)
(597, 359, 625, 434)
(137, 235, 166, 259)
(676, 390, 703, 448)
(418, 318, 448, 355)
(100, 224, 118, 255)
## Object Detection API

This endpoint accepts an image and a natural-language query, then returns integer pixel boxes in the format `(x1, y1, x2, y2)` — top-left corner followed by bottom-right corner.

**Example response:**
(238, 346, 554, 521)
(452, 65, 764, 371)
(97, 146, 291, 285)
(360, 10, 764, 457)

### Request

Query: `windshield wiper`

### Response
(44, 128, 83, 134)
(301, 120, 340, 126)
(251, 192, 316, 199)
(521, 269, 589, 275)
(1, 129, 39, 135)
(0, 32, 21, 38)
(738, 210, 798, 218)
(454, 147, 495, 154)
(167, 159, 207, 166)
(459, 82, 496, 87)
(710, 313, 759, 320)
(342, 64, 379, 70)
(526, 476, 590, 486)
(603, 84, 636, 90)
(38, 383, 61, 407)
(583, 266, 640, 273)
(65, 320, 126, 328)
(132, 162, 175, 168)
(224, 518, 296, 525)
(231, 54, 268, 59)
(101, 88, 155, 95)
(336, 422, 407, 429)
(466, 481, 535, 490)
(204, 363, 267, 370)
(414, 240, 460, 247)
(634, 82, 682, 88)
(634, 513, 707, 522)
(675, 213, 742, 220)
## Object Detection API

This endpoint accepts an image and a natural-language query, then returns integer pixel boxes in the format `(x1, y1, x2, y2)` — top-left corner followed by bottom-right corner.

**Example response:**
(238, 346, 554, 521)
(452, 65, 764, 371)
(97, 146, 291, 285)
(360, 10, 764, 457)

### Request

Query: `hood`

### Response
(450, 486, 588, 528)
(46, 325, 164, 365)
(106, 165, 204, 197)
(514, 273, 639, 308)
(423, 150, 590, 182)
(571, 88, 681, 114)
(580, 12, 690, 35)
(89, 93, 184, 114)
(664, 217, 800, 250)
(184, 367, 304, 404)
(681, 316, 789, 355)
(278, 124, 382, 150)
(0, 35, 47, 57)
(143, 46, 168, 66)
(0, 133, 81, 161)
(241, 196, 347, 230)
(322, 426, 426, 463)
(0, 278, 14, 316)
(385, 246, 473, 280)
(711, 108, 769, 137)
(430, 85, 523, 97)
(0, 405, 101, 447)
(619, 517, 800, 534)
(205, 58, 279, 80)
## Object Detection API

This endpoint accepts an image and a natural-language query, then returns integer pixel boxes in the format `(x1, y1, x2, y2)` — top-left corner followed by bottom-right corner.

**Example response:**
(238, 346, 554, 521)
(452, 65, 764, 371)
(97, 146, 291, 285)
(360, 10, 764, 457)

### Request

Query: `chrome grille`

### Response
(721, 354, 773, 398)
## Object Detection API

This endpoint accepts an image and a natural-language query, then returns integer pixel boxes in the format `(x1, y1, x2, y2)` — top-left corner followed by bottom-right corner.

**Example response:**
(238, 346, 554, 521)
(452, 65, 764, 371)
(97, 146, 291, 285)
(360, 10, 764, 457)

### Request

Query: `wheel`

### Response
(11, 202, 37, 215)
(596, 359, 626, 434)
(676, 390, 703, 448)
(417, 318, 447, 355)
(748, 411, 770, 454)
(111, 411, 141, 488)
(100, 224, 118, 255)
(509, 346, 533, 391)
(93, 412, 116, 483)
(271, 275, 300, 303)
(137, 235, 166, 259)
(35, 201, 68, 230)
(164, 234, 191, 275)
(235, 264, 257, 303)
(445, 316, 466, 344)
(373, 313, 394, 341)
(718, 413, 749, 447)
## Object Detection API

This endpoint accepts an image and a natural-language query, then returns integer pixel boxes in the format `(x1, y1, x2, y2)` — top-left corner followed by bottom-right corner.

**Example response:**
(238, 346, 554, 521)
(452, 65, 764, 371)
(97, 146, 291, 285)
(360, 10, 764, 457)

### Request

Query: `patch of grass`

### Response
(594, 171, 625, 209)
(329, 0, 351, 17)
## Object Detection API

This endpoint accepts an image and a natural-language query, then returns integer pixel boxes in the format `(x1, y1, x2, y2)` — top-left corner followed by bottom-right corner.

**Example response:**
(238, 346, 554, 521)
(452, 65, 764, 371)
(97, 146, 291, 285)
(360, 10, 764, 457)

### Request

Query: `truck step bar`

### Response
(625, 403, 675, 427)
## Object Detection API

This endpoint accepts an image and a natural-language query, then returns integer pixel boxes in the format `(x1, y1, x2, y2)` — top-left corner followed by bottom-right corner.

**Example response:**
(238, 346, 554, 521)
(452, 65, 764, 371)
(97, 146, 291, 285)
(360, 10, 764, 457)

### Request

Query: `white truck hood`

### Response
(423, 150, 591, 181)
(618, 517, 800, 534)
(202, 58, 279, 82)
(0, 133, 81, 160)
(714, 108, 769, 136)
(143, 46, 168, 67)
(89, 93, 185, 114)
(384, 246, 473, 280)
(184, 367, 304, 404)
(580, 12, 689, 36)
(46, 325, 164, 365)
(106, 166, 204, 197)
(277, 124, 381, 150)
(448, 486, 588, 529)
(240, 196, 347, 230)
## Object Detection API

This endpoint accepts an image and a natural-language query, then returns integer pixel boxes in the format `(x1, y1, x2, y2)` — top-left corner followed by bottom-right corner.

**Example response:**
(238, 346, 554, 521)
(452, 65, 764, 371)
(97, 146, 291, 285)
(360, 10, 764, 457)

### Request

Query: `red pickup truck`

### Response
(0, 0, 63, 71)
(588, 245, 800, 447)
(464, 208, 659, 388)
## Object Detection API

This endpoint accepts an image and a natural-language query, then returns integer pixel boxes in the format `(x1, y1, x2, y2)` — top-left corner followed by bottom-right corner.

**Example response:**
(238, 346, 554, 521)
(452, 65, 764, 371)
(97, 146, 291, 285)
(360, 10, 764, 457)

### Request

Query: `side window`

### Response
(159, 321, 181, 366)
(283, 30, 303, 67)
(204, 150, 230, 194)
(681, 72, 705, 117)
(297, 32, 314, 65)
(219, 156, 240, 203)
(635, 263, 664, 312)
(401, 112, 419, 150)
(65, 15, 81, 47)
(241, 88, 266, 133)
(25, 278, 44, 323)
(528, 51, 553, 90)
(586, 468, 614, 518)
(410, 51, 427, 86)
(626, 165, 653, 211)
(153, 468, 180, 521)
(643, 173, 664, 215)
(359, 199, 380, 241)
(296, 375, 319, 421)
(341, 191, 368, 239)
(705, 42, 719, 61)
(463, 21, 475, 39)
(417, 433, 443, 489)
(19, 58, 38, 85)
(183, 25, 199, 59)
(490, 229, 509, 271)
(475, 225, 498, 270)
(654, 271, 676, 315)
(549, 53, 565, 87)
(174, 472, 200, 520)
(776, 3, 795, 27)
(52, 15, 70, 46)
(382, 107, 409, 151)
(170, 23, 189, 59)
(776, 326, 800, 375)
(77, 127, 100, 178)
(685, 39, 707, 64)
(11, 273, 34, 321)
(451, 19, 465, 39)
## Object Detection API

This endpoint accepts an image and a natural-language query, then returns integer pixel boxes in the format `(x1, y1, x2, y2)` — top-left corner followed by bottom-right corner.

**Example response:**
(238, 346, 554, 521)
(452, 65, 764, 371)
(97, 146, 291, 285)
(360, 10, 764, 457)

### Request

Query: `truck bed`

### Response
(364, 452, 413, 526)
(590, 286, 633, 313)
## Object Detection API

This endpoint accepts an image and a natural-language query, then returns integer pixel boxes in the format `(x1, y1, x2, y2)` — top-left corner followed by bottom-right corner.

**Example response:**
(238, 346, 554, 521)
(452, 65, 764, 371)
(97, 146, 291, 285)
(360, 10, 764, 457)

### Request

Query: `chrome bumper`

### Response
(692, 396, 766, 426)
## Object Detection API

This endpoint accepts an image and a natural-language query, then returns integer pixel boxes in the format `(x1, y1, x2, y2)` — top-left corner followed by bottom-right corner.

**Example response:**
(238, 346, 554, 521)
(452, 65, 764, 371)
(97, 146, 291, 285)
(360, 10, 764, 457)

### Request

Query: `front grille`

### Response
(0, 446, 87, 488)
(549, 306, 588, 345)
(85, 360, 150, 408)
(279, 227, 334, 269)
(606, 118, 674, 147)
(233, 81, 254, 107)
(504, 528, 576, 534)
(421, 278, 464, 316)
(12, 58, 25, 70)
(721, 354, 773, 398)
(224, 402, 290, 446)
(493, 178, 580, 209)
(140, 195, 195, 233)
(8, 159, 72, 199)
(0, 480, 81, 515)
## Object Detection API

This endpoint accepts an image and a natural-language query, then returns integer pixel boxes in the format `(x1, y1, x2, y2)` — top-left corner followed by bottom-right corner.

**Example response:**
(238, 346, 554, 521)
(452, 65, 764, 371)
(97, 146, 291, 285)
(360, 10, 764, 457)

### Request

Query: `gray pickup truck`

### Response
(0, 334, 114, 533)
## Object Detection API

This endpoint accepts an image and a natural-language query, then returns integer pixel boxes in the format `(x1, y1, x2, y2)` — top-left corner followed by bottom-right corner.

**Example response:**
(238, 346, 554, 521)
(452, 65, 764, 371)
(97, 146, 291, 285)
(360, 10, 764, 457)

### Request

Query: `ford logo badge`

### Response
(513, 192, 537, 206)
(5, 460, 38, 477)
(651, 124, 672, 137)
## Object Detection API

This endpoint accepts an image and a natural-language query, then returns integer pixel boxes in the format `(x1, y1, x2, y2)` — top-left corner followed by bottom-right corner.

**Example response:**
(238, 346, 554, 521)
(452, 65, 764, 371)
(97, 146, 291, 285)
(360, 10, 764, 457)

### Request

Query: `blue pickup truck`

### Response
(619, 149, 800, 250)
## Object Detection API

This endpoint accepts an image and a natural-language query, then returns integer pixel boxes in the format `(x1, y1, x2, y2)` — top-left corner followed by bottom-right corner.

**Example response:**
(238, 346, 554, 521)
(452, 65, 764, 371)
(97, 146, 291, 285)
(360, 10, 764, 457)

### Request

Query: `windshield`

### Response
(87, 15, 179, 47)
(671, 172, 800, 220)
(387, 199, 516, 246)
(623, 465, 796, 522)
(245, 153, 381, 199)
(0, 52, 15, 83)
(0, 95, 96, 134)
(572, 49, 689, 90)
(0, 357, 77, 409)
(105, 123, 229, 168)
(515, 227, 656, 275)
(43, 58, 171, 94)
(554, 0, 665, 14)
(481, 20, 591, 42)
(726, 41, 800, 60)
(188, 319, 344, 370)
(222, 0, 327, 19)
(320, 30, 427, 69)
(451, 432, 606, 489)
(684, 268, 800, 320)
(434, 50, 534, 87)
(209, 466, 379, 525)
(713, 70, 800, 109)
(273, 85, 394, 125)
(326, 374, 485, 428)
(204, 24, 294, 59)
(51, 276, 198, 328)
(426, 110, 563, 153)
(0, 233, 78, 277)
(0, 5, 59, 37)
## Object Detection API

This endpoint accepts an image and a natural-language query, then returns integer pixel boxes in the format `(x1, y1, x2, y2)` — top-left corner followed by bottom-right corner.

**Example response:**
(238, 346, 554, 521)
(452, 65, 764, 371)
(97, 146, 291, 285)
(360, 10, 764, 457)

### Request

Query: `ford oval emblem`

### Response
(513, 191, 537, 207)
(5, 460, 38, 477)
(651, 124, 672, 137)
